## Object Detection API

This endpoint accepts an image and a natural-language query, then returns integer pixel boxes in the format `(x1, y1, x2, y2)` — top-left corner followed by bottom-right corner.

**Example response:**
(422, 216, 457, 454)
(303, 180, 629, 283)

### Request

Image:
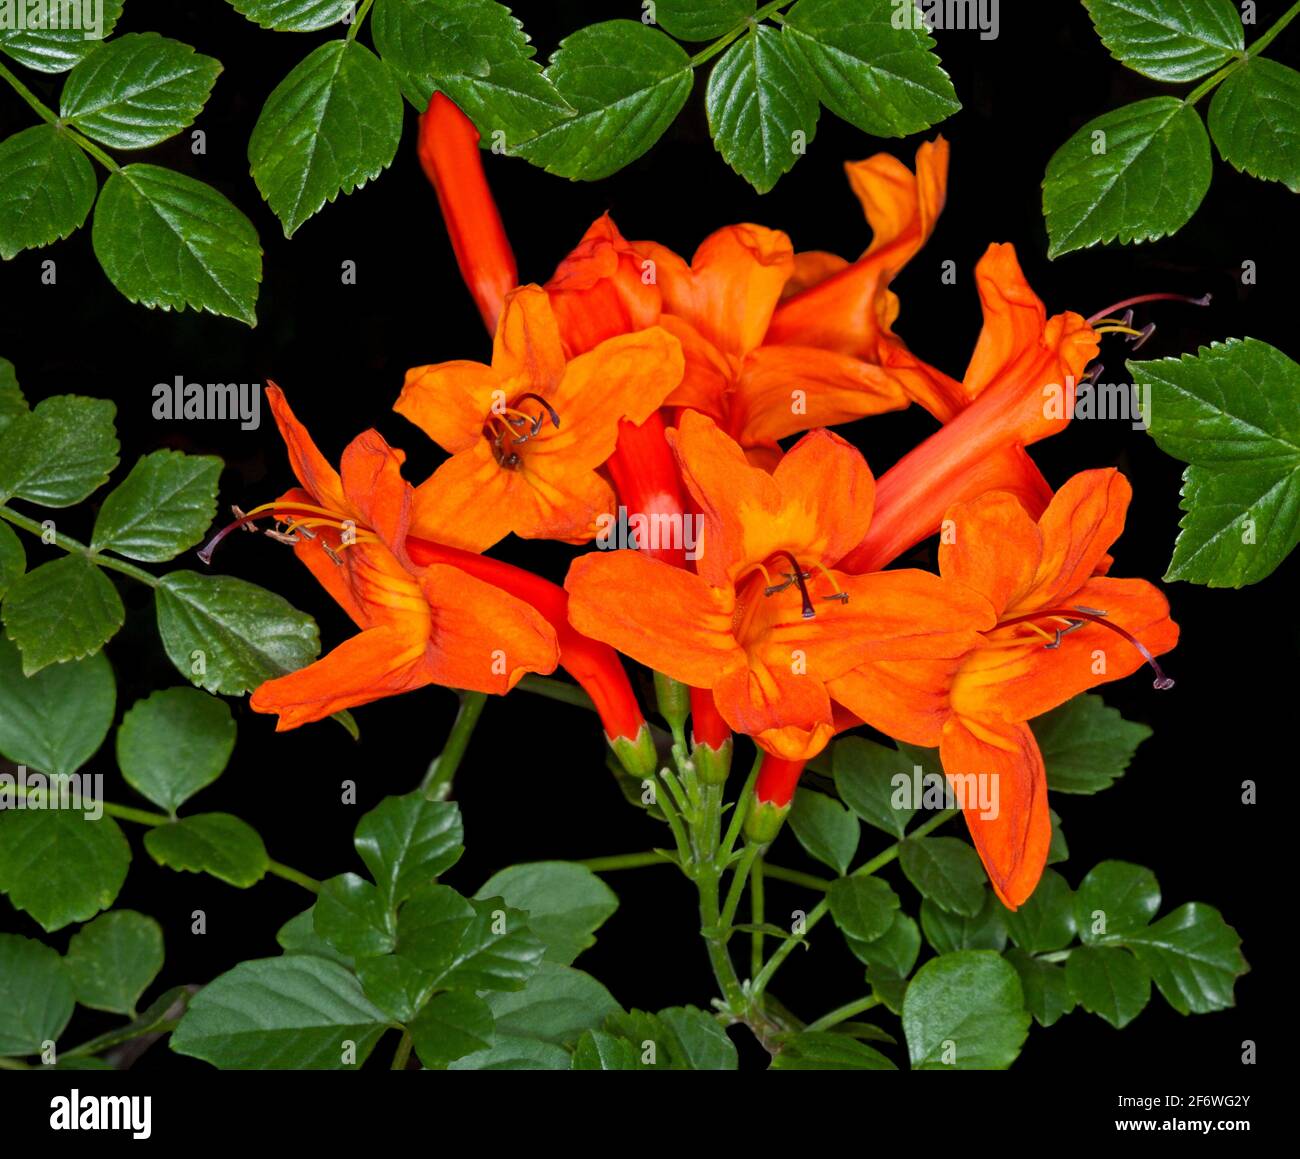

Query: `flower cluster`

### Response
(208, 96, 1177, 911)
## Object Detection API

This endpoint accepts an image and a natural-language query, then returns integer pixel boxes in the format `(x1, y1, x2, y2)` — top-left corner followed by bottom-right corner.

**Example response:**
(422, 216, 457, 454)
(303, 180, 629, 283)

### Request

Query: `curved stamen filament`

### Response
(198, 503, 364, 564)
(1086, 292, 1210, 326)
(998, 605, 1175, 690)
(811, 561, 849, 605)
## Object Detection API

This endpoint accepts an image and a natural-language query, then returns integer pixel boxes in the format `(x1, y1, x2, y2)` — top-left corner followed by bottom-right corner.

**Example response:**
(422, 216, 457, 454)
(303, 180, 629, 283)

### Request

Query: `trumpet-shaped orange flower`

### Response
(829, 469, 1178, 908)
(395, 285, 684, 553)
(207, 388, 560, 729)
(566, 412, 992, 761)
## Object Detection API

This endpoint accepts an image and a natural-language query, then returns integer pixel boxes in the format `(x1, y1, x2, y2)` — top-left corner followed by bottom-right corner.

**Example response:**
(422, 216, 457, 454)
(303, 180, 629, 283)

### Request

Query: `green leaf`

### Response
(0, 520, 23, 599)
(1209, 58, 1300, 192)
(1004, 948, 1074, 1028)
(1066, 944, 1151, 1028)
(481, 961, 620, 1047)
(371, 0, 575, 138)
(63, 910, 163, 1016)
(2, 555, 124, 674)
(249, 40, 403, 238)
(313, 873, 396, 958)
(654, 0, 754, 40)
(706, 24, 819, 193)
(845, 911, 920, 979)
(354, 792, 464, 909)
(91, 451, 221, 562)
(0, 1, 124, 72)
(154, 569, 320, 696)
(354, 954, 432, 1022)
(92, 164, 262, 326)
(833, 736, 916, 837)
(170, 955, 390, 1069)
(0, 356, 25, 433)
(658, 1006, 739, 1070)
(899, 835, 986, 917)
(409, 990, 494, 1067)
(1131, 338, 1300, 586)
(60, 33, 222, 150)
(999, 868, 1076, 953)
(1033, 693, 1152, 794)
(0, 395, 118, 507)
(572, 1029, 638, 1070)
(0, 934, 74, 1055)
(513, 21, 692, 181)
(0, 810, 130, 932)
(57, 984, 190, 1061)
(0, 637, 115, 774)
(789, 786, 859, 874)
(1075, 860, 1161, 943)
(143, 813, 269, 888)
(475, 861, 617, 965)
(1126, 902, 1247, 1014)
(276, 906, 352, 967)
(448, 1035, 570, 1070)
(1083, 0, 1244, 82)
(827, 876, 900, 943)
(227, 1, 355, 31)
(920, 891, 1007, 954)
(1043, 97, 1211, 258)
(116, 687, 235, 814)
(0, 125, 97, 260)
(903, 951, 1030, 1069)
(1048, 808, 1069, 865)
(770, 1031, 896, 1070)
(784, 0, 960, 137)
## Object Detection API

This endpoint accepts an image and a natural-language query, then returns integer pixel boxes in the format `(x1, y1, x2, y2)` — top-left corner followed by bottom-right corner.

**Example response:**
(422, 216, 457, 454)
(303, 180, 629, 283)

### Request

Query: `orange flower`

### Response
(565, 412, 992, 761)
(207, 387, 560, 729)
(829, 469, 1178, 908)
(394, 285, 684, 553)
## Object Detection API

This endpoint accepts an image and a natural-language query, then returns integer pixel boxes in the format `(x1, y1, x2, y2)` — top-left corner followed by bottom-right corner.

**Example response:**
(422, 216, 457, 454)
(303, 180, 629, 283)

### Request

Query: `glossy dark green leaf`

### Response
(355, 954, 433, 1022)
(475, 860, 617, 965)
(116, 688, 235, 814)
(0, 933, 74, 1055)
(654, 0, 754, 40)
(63, 910, 163, 1015)
(481, 962, 620, 1047)
(902, 950, 1029, 1069)
(1066, 944, 1151, 1028)
(448, 1035, 569, 1070)
(354, 792, 463, 908)
(409, 990, 494, 1067)
(1033, 693, 1152, 794)
(1126, 902, 1248, 1014)
(827, 875, 900, 943)
(0, 357, 24, 433)
(602, 1006, 738, 1069)
(2, 555, 124, 674)
(275, 906, 352, 967)
(0, 125, 97, 259)
(0, 1, 124, 72)
(845, 911, 920, 980)
(899, 835, 985, 916)
(0, 520, 23, 599)
(1004, 948, 1074, 1028)
(920, 890, 1007, 954)
(143, 813, 268, 888)
(1083, 0, 1243, 82)
(789, 786, 859, 874)
(91, 451, 221, 562)
(227, 0, 354, 31)
(1131, 338, 1300, 586)
(1075, 860, 1161, 943)
(1209, 58, 1300, 192)
(771, 1031, 896, 1070)
(999, 868, 1076, 953)
(0, 395, 118, 507)
(833, 735, 915, 837)
(572, 1028, 638, 1070)
(313, 873, 396, 958)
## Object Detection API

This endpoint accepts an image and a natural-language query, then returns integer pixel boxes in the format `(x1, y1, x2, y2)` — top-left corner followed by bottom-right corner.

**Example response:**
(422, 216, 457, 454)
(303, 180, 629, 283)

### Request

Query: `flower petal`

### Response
(940, 490, 1043, 617)
(265, 385, 349, 515)
(713, 648, 835, 761)
(395, 360, 501, 454)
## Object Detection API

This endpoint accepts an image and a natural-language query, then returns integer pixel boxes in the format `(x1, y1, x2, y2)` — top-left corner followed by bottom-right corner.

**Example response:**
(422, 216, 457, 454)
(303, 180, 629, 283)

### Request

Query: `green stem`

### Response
(719, 842, 759, 933)
(0, 58, 57, 125)
(804, 994, 881, 1034)
(720, 748, 764, 858)
(267, 860, 321, 893)
(514, 673, 595, 712)
(0, 505, 159, 587)
(750, 853, 765, 980)
(688, 0, 791, 67)
(346, 0, 375, 42)
(1249, 0, 1300, 57)
(577, 851, 671, 872)
(63, 125, 121, 174)
(420, 690, 488, 800)
(1184, 0, 1300, 106)
(390, 1029, 413, 1070)
(761, 864, 832, 891)
(1183, 58, 1243, 105)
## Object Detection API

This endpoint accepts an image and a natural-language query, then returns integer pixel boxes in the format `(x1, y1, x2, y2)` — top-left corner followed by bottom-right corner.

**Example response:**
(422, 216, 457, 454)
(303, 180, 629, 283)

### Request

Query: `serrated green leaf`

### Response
(354, 954, 433, 1022)
(1004, 948, 1074, 1028)
(827, 875, 900, 942)
(0, 1, 124, 73)
(143, 813, 268, 888)
(1075, 860, 1161, 943)
(0, 933, 74, 1055)
(0, 125, 97, 260)
(0, 395, 118, 507)
(706, 24, 819, 193)
(572, 1028, 638, 1070)
(60, 33, 221, 150)
(833, 735, 915, 837)
(0, 810, 130, 932)
(789, 786, 859, 874)
(2, 555, 124, 674)
(63, 910, 164, 1016)
(313, 873, 396, 958)
(999, 868, 1076, 953)
(409, 990, 494, 1067)
(481, 961, 620, 1048)
(1033, 693, 1152, 794)
(227, 0, 354, 31)
(1209, 58, 1300, 192)
(170, 955, 390, 1069)
(513, 21, 692, 180)
(921, 890, 1007, 954)
(92, 164, 262, 325)
(899, 835, 985, 916)
(371, 0, 574, 139)
(475, 861, 617, 965)
(91, 451, 221, 562)
(1131, 338, 1300, 586)
(448, 1034, 570, 1070)
(771, 1031, 896, 1070)
(1044, 97, 1211, 257)
(845, 911, 920, 979)
(0, 636, 114, 774)
(784, 0, 960, 137)
(903, 951, 1029, 1069)
(154, 569, 320, 696)
(601, 1006, 737, 1070)
(1066, 944, 1151, 1028)
(275, 905, 353, 967)
(116, 688, 235, 814)
(354, 792, 464, 909)
(0, 520, 23, 599)
(1083, 0, 1243, 82)
(249, 40, 403, 238)
(0, 357, 25, 433)
(654, 0, 754, 40)
(1126, 902, 1247, 1014)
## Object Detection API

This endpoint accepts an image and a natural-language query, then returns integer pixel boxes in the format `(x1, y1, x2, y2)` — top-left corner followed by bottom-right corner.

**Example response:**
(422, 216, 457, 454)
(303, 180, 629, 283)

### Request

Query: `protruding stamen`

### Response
(513, 392, 560, 430)
(1086, 292, 1211, 326)
(999, 605, 1175, 689)
(198, 502, 362, 564)
(767, 550, 815, 619)
(811, 561, 849, 605)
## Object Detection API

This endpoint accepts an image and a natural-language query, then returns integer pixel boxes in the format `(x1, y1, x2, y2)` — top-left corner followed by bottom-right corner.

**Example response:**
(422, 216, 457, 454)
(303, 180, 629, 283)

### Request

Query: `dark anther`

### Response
(766, 550, 816, 619)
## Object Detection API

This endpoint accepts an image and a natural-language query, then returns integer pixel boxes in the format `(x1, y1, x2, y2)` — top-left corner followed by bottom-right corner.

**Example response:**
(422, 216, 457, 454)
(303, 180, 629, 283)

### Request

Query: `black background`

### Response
(1, 0, 1290, 1077)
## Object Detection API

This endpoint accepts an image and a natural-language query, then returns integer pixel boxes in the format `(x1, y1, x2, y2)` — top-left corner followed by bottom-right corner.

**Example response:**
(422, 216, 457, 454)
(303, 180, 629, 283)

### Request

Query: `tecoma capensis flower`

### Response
(200, 387, 561, 730)
(394, 285, 684, 553)
(829, 469, 1178, 909)
(565, 412, 993, 762)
